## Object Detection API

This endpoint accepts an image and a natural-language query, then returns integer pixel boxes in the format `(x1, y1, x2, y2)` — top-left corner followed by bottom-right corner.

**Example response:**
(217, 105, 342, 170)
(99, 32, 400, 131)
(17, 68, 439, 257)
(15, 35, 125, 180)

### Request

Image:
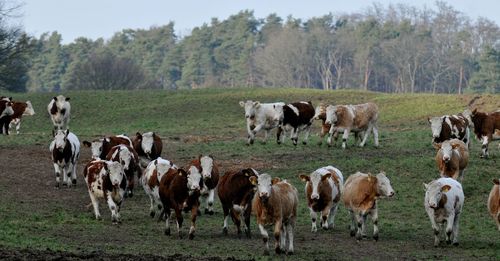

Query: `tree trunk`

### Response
(458, 65, 463, 94)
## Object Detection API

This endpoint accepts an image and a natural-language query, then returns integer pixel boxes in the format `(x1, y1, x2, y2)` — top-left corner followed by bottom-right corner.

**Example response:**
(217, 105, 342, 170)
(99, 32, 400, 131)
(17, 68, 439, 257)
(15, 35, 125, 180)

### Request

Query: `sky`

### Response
(14, 0, 500, 43)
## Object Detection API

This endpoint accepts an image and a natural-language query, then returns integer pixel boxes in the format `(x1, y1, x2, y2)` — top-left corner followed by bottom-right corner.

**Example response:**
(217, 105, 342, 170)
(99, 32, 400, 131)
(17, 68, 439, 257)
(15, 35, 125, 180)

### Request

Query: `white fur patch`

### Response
(287, 104, 300, 116)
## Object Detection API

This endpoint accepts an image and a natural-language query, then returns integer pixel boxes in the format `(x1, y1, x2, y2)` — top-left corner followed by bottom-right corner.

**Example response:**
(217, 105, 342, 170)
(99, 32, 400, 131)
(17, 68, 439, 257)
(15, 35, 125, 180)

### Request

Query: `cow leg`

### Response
(327, 126, 337, 147)
(276, 127, 283, 144)
(230, 208, 242, 236)
(88, 191, 101, 220)
(274, 220, 282, 254)
(495, 212, 500, 231)
(262, 129, 270, 144)
(302, 124, 311, 145)
(106, 194, 119, 224)
(53, 163, 61, 188)
(328, 203, 339, 229)
(206, 189, 215, 215)
(355, 213, 367, 241)
(189, 204, 198, 240)
(149, 194, 156, 218)
(258, 223, 270, 255)
(164, 208, 171, 235)
(359, 125, 372, 147)
(321, 207, 331, 230)
(127, 174, 134, 198)
(251, 124, 264, 144)
(445, 213, 455, 244)
(309, 208, 318, 232)
(71, 160, 78, 186)
(222, 206, 229, 235)
(481, 136, 489, 158)
(280, 223, 287, 253)
(372, 124, 379, 147)
(291, 128, 299, 146)
(341, 129, 350, 149)
(244, 205, 252, 238)
(175, 207, 184, 239)
(287, 223, 295, 254)
(452, 213, 460, 246)
(370, 203, 379, 241)
(426, 208, 440, 246)
(348, 210, 356, 237)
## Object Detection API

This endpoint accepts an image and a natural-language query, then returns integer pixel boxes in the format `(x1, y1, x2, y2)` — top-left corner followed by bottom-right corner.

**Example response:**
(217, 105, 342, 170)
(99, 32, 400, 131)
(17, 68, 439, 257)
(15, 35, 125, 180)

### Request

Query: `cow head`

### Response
(300, 172, 331, 201)
(186, 166, 202, 192)
(83, 139, 104, 160)
(375, 172, 395, 198)
(434, 140, 460, 163)
(428, 117, 443, 139)
(1, 101, 14, 117)
(24, 101, 35, 116)
(424, 181, 450, 209)
(200, 155, 214, 180)
(250, 173, 280, 203)
(115, 145, 132, 171)
(105, 161, 125, 187)
(53, 129, 70, 151)
(239, 100, 260, 120)
(1, 96, 12, 101)
(462, 109, 473, 127)
(313, 104, 327, 120)
(325, 105, 338, 125)
(139, 132, 155, 156)
(492, 178, 500, 186)
(154, 158, 173, 182)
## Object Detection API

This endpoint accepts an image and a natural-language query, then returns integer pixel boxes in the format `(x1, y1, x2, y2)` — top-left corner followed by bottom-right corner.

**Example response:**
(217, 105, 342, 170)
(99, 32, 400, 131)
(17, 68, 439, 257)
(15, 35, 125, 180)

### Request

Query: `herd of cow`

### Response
(0, 94, 499, 256)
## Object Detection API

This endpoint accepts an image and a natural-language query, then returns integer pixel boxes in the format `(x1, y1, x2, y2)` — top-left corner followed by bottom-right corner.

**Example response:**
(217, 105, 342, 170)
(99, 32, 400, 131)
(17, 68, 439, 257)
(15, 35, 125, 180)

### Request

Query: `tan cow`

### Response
(314, 103, 363, 146)
(325, 102, 379, 149)
(251, 174, 298, 255)
(488, 178, 500, 231)
(342, 172, 394, 241)
(434, 139, 469, 181)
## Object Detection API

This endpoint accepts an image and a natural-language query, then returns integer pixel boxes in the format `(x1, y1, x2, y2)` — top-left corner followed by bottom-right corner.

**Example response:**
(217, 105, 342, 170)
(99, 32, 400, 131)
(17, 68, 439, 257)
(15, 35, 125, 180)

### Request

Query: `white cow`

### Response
(47, 95, 71, 130)
(424, 177, 464, 246)
(239, 100, 284, 145)
(49, 129, 80, 187)
(141, 157, 177, 218)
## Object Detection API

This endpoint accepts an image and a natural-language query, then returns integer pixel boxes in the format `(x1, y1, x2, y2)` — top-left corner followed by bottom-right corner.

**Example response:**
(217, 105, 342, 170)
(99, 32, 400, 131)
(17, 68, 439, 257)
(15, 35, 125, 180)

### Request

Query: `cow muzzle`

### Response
(443, 156, 450, 163)
(428, 202, 438, 209)
(311, 193, 320, 200)
(259, 192, 269, 201)
(388, 191, 395, 197)
(203, 173, 211, 179)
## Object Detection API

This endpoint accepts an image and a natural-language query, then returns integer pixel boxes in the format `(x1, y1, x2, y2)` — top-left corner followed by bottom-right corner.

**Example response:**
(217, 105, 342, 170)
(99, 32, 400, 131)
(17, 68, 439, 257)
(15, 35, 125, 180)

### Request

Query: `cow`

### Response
(47, 95, 71, 130)
(0, 100, 14, 135)
(463, 109, 500, 158)
(132, 131, 163, 169)
(83, 135, 133, 160)
(428, 113, 471, 148)
(191, 155, 219, 215)
(275, 101, 315, 146)
(49, 129, 80, 188)
(218, 168, 259, 238)
(8, 101, 35, 134)
(434, 139, 469, 181)
(83, 160, 127, 224)
(342, 171, 394, 241)
(106, 144, 140, 198)
(251, 174, 298, 255)
(423, 177, 464, 246)
(314, 103, 363, 146)
(325, 102, 379, 149)
(142, 157, 177, 218)
(299, 166, 343, 232)
(488, 178, 500, 231)
(159, 165, 203, 239)
(239, 100, 284, 145)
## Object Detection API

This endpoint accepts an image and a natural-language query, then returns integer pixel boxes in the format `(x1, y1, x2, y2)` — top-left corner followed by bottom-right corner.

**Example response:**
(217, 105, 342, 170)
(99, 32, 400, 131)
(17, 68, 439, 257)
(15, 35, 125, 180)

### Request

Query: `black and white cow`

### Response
(275, 101, 315, 146)
(49, 129, 80, 188)
(133, 132, 163, 169)
(0, 99, 14, 135)
(428, 113, 471, 147)
(47, 95, 71, 130)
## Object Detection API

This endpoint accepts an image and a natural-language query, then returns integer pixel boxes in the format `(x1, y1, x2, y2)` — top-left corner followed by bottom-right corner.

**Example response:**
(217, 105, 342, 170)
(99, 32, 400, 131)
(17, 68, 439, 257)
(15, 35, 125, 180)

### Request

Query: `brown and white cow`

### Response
(218, 168, 259, 238)
(84, 160, 127, 224)
(83, 135, 133, 160)
(251, 174, 298, 255)
(191, 155, 219, 215)
(49, 129, 80, 188)
(275, 101, 315, 146)
(428, 113, 471, 147)
(47, 95, 71, 130)
(142, 157, 177, 218)
(424, 177, 464, 246)
(159, 165, 203, 239)
(325, 102, 379, 149)
(488, 178, 500, 231)
(299, 166, 343, 232)
(0, 100, 14, 135)
(133, 131, 163, 168)
(106, 144, 140, 198)
(8, 101, 35, 134)
(239, 100, 285, 145)
(464, 109, 500, 158)
(314, 103, 364, 146)
(342, 172, 394, 241)
(434, 139, 469, 181)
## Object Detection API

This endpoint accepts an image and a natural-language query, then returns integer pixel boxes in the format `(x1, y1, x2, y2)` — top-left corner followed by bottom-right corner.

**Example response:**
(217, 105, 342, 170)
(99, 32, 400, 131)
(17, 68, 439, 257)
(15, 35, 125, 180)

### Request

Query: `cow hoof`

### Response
(322, 226, 329, 231)
(446, 239, 451, 245)
(208, 210, 214, 215)
(275, 248, 282, 255)
(188, 233, 195, 240)
(350, 230, 355, 237)
(150, 211, 155, 218)
(263, 249, 270, 256)
(197, 209, 201, 216)
(373, 234, 379, 241)
(287, 251, 294, 255)
(55, 184, 60, 189)
(453, 242, 459, 246)
(356, 234, 362, 241)
(164, 229, 170, 236)
(222, 227, 228, 235)
(245, 230, 251, 238)
(128, 192, 133, 198)
(72, 179, 77, 185)
(362, 234, 368, 239)
(302, 141, 307, 145)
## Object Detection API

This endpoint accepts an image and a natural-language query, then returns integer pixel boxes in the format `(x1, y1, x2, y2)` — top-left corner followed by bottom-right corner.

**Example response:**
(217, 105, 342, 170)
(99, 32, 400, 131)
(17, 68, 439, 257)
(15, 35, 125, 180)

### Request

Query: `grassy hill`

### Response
(0, 88, 499, 260)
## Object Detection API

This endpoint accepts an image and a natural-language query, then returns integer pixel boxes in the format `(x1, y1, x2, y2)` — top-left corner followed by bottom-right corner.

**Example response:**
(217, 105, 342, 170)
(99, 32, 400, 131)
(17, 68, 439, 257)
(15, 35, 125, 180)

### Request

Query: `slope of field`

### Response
(0, 88, 499, 260)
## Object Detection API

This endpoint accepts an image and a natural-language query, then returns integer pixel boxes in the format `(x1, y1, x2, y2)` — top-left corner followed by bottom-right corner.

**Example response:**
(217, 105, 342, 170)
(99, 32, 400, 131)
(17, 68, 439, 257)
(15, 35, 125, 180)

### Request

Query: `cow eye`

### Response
(60, 108, 66, 114)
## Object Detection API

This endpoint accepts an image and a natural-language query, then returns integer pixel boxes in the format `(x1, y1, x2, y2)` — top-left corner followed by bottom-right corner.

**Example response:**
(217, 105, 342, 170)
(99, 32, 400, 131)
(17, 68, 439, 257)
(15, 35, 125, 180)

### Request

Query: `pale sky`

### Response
(15, 0, 500, 43)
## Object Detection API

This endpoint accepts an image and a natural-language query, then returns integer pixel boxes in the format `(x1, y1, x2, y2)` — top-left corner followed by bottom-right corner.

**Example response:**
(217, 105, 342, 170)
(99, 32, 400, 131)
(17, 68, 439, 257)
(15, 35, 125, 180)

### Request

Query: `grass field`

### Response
(0, 88, 499, 260)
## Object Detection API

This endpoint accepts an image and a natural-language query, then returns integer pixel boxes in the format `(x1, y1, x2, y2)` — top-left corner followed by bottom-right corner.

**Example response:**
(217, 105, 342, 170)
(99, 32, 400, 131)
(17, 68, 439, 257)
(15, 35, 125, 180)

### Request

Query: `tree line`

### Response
(1, 1, 499, 93)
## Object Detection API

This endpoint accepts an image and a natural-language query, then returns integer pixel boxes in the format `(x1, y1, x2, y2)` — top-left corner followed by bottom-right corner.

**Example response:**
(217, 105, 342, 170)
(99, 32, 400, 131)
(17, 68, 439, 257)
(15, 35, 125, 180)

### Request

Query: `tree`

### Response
(469, 46, 500, 93)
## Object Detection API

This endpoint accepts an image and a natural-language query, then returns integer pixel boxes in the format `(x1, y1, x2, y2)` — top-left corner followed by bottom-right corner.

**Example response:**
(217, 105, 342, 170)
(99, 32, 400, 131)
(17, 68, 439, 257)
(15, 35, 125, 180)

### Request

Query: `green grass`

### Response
(0, 88, 499, 260)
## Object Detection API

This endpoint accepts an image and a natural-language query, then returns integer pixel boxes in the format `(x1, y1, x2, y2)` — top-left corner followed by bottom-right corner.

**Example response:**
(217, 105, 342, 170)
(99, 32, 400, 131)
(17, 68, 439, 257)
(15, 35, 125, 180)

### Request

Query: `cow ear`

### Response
(178, 169, 187, 177)
(321, 173, 332, 181)
(65, 129, 69, 138)
(492, 179, 500, 185)
(423, 183, 429, 191)
(427, 117, 431, 124)
(441, 185, 451, 193)
(254, 101, 260, 108)
(271, 177, 281, 185)
(65, 97, 70, 101)
(451, 143, 460, 149)
(53, 96, 57, 101)
(249, 176, 257, 185)
(299, 174, 309, 182)
(432, 142, 442, 150)
(209, 154, 214, 160)
(83, 141, 91, 147)
(103, 162, 109, 172)
(154, 159, 158, 166)
(135, 132, 142, 139)
(472, 108, 477, 115)
(239, 101, 245, 107)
